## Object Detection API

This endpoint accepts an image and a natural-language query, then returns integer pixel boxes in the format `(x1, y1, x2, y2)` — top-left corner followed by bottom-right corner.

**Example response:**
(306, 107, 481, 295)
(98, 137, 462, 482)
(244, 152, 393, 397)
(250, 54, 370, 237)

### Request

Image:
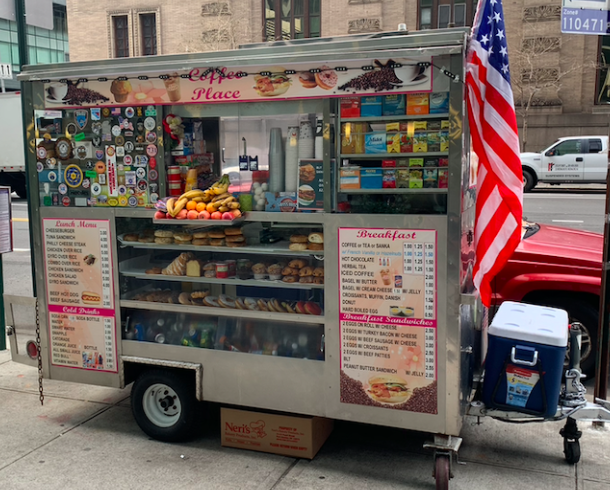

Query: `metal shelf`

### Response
(118, 239, 324, 256)
(136, 211, 326, 224)
(121, 267, 325, 290)
(340, 152, 449, 159)
(340, 113, 449, 122)
(120, 300, 325, 325)
(152, 217, 246, 227)
(339, 188, 448, 194)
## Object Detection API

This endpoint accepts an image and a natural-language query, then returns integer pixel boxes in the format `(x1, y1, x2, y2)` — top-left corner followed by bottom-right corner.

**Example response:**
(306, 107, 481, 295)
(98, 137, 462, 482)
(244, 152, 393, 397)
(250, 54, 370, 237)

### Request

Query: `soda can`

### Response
(135, 323, 146, 342)
(154, 333, 166, 344)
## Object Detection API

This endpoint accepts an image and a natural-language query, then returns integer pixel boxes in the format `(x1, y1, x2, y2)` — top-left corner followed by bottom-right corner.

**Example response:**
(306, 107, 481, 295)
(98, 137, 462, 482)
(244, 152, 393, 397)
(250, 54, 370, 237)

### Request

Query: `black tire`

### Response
(522, 169, 535, 192)
(14, 182, 27, 199)
(564, 440, 581, 464)
(435, 455, 450, 490)
(131, 369, 200, 442)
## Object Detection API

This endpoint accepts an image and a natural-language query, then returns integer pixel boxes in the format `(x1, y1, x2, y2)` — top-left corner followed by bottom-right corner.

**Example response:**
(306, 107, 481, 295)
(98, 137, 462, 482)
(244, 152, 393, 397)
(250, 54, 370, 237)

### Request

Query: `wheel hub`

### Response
(142, 383, 181, 427)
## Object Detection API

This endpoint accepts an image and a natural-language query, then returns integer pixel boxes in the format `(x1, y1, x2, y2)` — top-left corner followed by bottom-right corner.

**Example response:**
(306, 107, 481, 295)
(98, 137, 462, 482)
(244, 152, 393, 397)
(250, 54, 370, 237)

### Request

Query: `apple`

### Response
(211, 211, 222, 220)
(176, 209, 188, 220)
(222, 212, 234, 220)
(187, 210, 199, 220)
(154, 210, 166, 220)
(166, 212, 174, 219)
(198, 210, 211, 219)
(232, 209, 242, 218)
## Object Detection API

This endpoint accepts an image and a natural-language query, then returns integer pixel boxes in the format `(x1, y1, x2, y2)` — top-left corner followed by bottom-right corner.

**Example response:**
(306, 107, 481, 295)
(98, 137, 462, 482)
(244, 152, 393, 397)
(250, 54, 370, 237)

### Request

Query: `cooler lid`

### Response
(489, 301, 568, 348)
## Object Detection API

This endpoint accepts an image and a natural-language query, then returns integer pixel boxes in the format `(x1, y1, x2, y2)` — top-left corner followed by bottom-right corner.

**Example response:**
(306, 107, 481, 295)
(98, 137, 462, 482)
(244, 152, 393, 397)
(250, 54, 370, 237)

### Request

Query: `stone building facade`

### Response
(66, 0, 609, 151)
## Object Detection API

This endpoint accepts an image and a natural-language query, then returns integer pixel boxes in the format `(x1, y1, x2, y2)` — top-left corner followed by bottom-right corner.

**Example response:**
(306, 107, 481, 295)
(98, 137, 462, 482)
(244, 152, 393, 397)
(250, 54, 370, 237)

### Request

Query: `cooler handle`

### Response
(510, 345, 538, 367)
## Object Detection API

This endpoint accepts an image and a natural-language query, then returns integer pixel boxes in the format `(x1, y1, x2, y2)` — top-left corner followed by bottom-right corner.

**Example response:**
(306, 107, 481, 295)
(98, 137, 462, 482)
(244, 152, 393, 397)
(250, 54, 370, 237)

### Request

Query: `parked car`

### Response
(521, 136, 608, 192)
(494, 221, 602, 376)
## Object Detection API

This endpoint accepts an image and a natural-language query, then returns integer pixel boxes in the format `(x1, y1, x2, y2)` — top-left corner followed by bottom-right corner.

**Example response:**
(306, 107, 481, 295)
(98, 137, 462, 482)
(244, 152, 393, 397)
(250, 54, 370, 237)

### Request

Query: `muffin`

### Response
(110, 80, 132, 103)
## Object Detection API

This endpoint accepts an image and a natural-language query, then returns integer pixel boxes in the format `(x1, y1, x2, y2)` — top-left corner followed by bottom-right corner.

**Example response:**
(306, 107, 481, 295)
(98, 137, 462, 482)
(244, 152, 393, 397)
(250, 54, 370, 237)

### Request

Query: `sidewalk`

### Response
(1, 348, 609, 490)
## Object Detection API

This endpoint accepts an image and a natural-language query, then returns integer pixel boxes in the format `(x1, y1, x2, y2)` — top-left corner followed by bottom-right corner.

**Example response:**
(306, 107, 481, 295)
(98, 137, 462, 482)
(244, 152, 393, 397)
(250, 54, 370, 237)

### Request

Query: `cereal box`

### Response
(407, 93, 430, 115)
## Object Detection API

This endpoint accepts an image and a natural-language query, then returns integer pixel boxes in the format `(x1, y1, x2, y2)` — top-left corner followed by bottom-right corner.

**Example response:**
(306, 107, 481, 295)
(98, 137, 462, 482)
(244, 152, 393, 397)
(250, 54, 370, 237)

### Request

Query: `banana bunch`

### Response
(209, 174, 230, 195)
(206, 193, 240, 213)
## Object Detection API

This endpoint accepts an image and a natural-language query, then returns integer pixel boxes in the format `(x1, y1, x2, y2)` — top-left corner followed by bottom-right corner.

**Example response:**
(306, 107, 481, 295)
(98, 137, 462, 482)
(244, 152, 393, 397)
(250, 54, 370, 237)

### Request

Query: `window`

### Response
(140, 13, 157, 56)
(264, 0, 320, 41)
(419, 0, 475, 30)
(113, 15, 129, 58)
(589, 139, 603, 153)
(596, 36, 610, 105)
(548, 140, 584, 156)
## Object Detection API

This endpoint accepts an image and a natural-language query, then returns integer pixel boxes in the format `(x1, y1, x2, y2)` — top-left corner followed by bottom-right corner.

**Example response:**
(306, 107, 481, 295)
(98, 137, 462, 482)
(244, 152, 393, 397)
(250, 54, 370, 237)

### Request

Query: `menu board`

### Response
(42, 218, 117, 372)
(338, 227, 437, 414)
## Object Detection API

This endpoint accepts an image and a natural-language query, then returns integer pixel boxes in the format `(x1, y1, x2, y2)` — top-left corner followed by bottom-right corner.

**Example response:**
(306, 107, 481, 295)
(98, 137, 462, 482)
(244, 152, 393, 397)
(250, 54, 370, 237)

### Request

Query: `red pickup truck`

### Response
(494, 221, 603, 376)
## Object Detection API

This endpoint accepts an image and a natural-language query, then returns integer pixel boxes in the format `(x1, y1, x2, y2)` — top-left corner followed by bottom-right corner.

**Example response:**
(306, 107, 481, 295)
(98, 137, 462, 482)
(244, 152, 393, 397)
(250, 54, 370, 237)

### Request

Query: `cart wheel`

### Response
(564, 439, 581, 465)
(435, 454, 450, 490)
(131, 369, 199, 442)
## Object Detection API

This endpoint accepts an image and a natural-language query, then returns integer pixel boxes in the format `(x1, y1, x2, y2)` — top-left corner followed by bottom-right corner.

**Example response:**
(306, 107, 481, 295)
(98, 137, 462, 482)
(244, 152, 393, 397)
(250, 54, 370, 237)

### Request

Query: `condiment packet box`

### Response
(382, 159, 397, 167)
(427, 131, 441, 152)
(400, 133, 413, 153)
(386, 133, 401, 153)
(409, 157, 424, 167)
(441, 120, 450, 129)
(340, 166, 361, 189)
(383, 94, 406, 116)
(427, 120, 442, 131)
(396, 169, 410, 188)
(360, 168, 383, 189)
(264, 192, 297, 212)
(382, 169, 396, 188)
(424, 168, 438, 188)
(340, 97, 361, 118)
(430, 92, 449, 114)
(386, 122, 401, 132)
(413, 132, 428, 152)
(397, 159, 409, 167)
(424, 157, 439, 167)
(438, 169, 448, 188)
(409, 169, 423, 188)
(407, 93, 430, 115)
(365, 132, 387, 154)
(440, 131, 449, 152)
(413, 120, 427, 131)
(360, 96, 383, 117)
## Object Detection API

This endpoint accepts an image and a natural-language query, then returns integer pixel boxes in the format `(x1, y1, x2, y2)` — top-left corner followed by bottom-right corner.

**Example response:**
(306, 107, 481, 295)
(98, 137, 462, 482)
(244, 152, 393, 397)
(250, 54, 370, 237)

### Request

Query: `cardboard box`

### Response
(382, 94, 406, 116)
(340, 97, 361, 118)
(221, 408, 334, 459)
(361, 168, 383, 189)
(430, 92, 449, 114)
(407, 93, 430, 115)
(341, 123, 366, 154)
(386, 133, 401, 153)
(360, 96, 383, 117)
(340, 167, 361, 189)
(365, 132, 387, 154)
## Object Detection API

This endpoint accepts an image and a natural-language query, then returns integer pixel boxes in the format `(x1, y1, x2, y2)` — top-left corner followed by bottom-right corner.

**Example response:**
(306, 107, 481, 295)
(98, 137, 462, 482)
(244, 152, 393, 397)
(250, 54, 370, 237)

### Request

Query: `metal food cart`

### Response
(6, 29, 609, 489)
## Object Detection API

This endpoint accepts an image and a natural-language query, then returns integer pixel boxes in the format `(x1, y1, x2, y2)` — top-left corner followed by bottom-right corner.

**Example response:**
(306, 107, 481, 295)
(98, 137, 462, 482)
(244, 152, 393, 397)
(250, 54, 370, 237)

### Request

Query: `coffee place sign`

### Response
(43, 57, 433, 109)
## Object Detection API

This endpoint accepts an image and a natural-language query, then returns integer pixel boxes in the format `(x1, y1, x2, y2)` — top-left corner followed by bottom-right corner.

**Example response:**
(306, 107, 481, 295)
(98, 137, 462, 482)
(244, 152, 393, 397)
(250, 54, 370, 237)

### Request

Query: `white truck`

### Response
(520, 136, 608, 192)
(0, 92, 27, 198)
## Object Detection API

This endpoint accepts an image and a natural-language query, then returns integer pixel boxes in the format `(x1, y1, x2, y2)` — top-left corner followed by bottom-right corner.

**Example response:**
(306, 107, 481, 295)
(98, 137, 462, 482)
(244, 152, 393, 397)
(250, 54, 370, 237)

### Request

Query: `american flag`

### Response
(466, 0, 523, 307)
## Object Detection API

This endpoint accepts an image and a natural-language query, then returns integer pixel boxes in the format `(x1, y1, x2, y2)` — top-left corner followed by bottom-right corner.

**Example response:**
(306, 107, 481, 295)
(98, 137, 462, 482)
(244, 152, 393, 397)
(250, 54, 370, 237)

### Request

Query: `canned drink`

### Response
(154, 333, 166, 344)
(135, 323, 146, 342)
(394, 275, 403, 288)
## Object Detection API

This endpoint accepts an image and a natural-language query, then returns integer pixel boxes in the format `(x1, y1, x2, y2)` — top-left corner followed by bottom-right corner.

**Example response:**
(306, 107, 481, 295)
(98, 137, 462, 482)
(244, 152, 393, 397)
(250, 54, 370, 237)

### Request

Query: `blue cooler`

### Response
(482, 302, 568, 417)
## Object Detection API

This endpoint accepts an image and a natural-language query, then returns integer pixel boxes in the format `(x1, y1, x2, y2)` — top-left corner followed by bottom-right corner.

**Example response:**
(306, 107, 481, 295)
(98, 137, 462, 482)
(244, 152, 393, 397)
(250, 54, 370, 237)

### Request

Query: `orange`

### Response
(186, 200, 197, 211)
(206, 202, 216, 214)
(196, 202, 207, 213)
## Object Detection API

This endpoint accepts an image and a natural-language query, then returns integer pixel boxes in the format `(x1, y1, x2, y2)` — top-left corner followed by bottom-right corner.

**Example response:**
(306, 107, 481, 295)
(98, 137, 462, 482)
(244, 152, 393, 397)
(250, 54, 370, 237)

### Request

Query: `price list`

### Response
(424, 242, 435, 320)
(43, 218, 117, 373)
(424, 327, 435, 379)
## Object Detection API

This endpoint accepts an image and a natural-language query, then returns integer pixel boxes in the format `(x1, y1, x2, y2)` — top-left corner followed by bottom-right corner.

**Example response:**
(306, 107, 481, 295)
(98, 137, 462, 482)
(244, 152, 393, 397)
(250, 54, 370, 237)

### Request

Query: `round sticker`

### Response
(150, 192, 159, 203)
(95, 149, 104, 160)
(86, 161, 94, 170)
(106, 146, 115, 157)
(58, 183, 68, 195)
(136, 167, 146, 179)
(148, 169, 158, 181)
(92, 136, 101, 147)
(111, 125, 122, 137)
(146, 144, 158, 157)
(37, 146, 47, 159)
(91, 182, 102, 196)
(144, 117, 156, 131)
(125, 107, 135, 118)
(66, 123, 77, 136)
(76, 146, 88, 160)
(108, 198, 118, 207)
(95, 161, 106, 174)
(64, 165, 84, 188)
(136, 135, 145, 144)
(118, 196, 128, 207)
(92, 122, 102, 135)
(102, 108, 111, 117)
(137, 180, 148, 192)
(55, 138, 72, 160)
(149, 183, 158, 194)
(134, 155, 148, 167)
(82, 178, 91, 189)
(125, 141, 134, 153)
(124, 155, 133, 165)
(128, 196, 138, 207)
(48, 171, 57, 182)
(115, 135, 125, 146)
(149, 157, 157, 169)
(62, 196, 71, 207)
(36, 162, 44, 173)
(46, 157, 56, 168)
(146, 131, 157, 143)
(118, 185, 127, 196)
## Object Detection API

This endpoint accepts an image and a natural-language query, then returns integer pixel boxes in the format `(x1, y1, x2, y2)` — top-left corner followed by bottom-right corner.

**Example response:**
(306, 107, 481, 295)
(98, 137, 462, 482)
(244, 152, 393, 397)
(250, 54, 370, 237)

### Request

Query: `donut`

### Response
(315, 66, 338, 90)
(235, 298, 247, 310)
(218, 294, 236, 309)
(203, 296, 219, 307)
(178, 292, 192, 305)
(298, 72, 317, 88)
(245, 298, 259, 311)
(256, 299, 268, 311)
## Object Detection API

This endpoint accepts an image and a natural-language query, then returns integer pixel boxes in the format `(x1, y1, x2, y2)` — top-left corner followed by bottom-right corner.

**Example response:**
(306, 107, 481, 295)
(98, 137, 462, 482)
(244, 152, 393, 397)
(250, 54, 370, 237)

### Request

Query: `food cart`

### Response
(6, 28, 610, 489)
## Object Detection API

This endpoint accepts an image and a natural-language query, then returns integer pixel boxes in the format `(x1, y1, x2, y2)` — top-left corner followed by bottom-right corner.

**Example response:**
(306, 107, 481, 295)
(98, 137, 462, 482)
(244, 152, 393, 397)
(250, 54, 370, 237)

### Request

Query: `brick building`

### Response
(65, 0, 609, 151)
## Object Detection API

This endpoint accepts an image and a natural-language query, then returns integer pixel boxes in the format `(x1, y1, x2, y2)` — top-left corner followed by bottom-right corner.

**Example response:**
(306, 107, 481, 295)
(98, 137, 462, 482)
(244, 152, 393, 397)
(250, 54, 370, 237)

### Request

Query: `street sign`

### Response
(0, 63, 12, 80)
(561, 0, 610, 34)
